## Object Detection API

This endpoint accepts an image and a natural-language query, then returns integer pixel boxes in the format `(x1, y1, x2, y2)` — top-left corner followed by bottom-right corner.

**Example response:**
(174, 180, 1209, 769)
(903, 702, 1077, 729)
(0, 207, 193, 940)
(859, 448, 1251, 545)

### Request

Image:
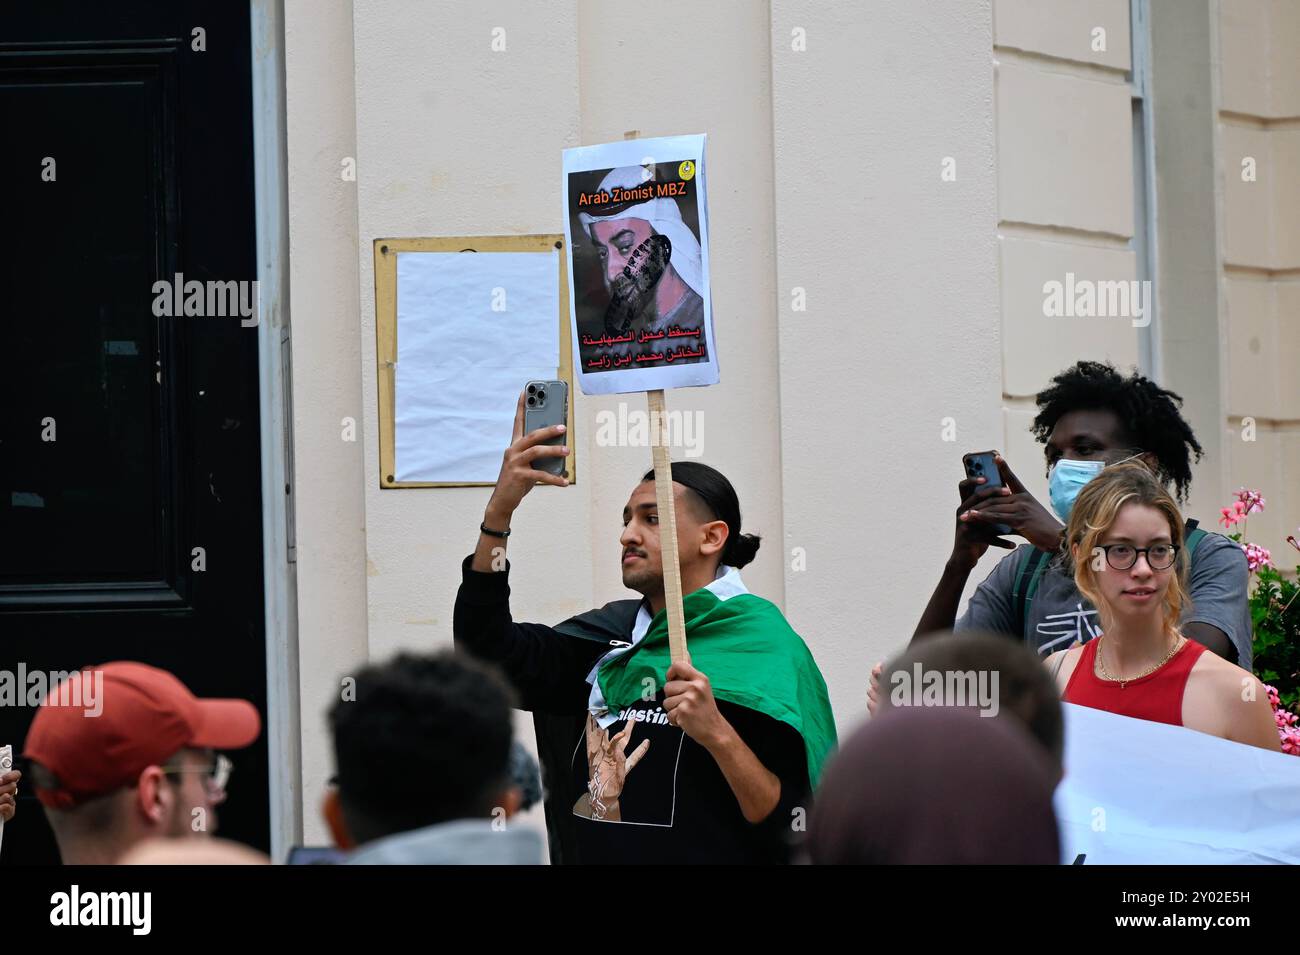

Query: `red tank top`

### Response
(1062, 636, 1206, 727)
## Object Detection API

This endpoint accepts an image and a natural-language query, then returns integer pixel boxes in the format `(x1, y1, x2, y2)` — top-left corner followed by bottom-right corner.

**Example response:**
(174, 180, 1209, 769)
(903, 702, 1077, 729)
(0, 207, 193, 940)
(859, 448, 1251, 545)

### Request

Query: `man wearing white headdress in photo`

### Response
(578, 164, 707, 364)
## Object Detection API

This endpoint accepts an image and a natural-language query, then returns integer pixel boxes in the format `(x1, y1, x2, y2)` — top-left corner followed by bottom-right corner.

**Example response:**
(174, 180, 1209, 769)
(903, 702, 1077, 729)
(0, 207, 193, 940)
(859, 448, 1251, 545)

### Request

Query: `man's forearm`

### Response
(471, 503, 512, 573)
(912, 557, 975, 642)
(705, 721, 783, 824)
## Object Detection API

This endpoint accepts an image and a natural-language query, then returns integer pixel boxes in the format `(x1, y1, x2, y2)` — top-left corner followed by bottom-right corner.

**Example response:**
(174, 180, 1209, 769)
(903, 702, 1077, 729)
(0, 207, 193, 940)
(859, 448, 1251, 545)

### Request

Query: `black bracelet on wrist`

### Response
(480, 521, 511, 539)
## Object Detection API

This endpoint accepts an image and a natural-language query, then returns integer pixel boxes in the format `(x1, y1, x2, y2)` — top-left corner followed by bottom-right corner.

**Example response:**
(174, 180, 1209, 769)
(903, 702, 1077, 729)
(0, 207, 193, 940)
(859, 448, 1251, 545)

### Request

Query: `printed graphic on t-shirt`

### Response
(571, 699, 684, 826)
(1035, 602, 1102, 654)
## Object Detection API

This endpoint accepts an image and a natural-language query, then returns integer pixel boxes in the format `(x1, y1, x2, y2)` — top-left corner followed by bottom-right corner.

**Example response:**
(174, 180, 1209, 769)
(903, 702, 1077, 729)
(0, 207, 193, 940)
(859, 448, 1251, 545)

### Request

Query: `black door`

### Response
(0, 1, 268, 864)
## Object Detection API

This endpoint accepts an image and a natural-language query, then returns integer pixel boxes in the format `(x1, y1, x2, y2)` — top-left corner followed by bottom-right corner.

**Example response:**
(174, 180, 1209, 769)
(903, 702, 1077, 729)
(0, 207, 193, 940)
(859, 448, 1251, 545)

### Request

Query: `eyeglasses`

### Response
(161, 753, 233, 794)
(1093, 543, 1179, 571)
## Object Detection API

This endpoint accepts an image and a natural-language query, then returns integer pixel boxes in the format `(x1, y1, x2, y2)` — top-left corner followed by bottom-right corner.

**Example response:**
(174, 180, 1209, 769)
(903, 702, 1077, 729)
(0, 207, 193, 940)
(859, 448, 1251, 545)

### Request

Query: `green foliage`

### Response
(1251, 565, 1300, 712)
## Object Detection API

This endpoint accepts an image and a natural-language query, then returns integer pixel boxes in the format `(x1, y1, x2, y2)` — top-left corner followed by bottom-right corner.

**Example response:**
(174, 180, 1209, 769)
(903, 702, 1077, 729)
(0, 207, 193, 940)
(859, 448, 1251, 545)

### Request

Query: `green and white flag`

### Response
(597, 586, 837, 785)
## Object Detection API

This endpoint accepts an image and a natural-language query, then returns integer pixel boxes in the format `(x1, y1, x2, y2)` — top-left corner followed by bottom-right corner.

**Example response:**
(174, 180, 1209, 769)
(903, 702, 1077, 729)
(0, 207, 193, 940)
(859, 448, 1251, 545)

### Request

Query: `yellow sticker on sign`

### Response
(678, 160, 696, 181)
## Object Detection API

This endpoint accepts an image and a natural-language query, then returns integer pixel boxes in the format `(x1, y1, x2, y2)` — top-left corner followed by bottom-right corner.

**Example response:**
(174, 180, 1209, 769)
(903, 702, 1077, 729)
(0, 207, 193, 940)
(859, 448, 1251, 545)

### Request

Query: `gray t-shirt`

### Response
(955, 530, 1253, 668)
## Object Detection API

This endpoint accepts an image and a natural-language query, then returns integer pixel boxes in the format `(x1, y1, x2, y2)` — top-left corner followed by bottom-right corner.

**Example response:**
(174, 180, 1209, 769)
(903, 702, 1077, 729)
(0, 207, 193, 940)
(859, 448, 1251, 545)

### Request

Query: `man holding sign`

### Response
(453, 396, 835, 863)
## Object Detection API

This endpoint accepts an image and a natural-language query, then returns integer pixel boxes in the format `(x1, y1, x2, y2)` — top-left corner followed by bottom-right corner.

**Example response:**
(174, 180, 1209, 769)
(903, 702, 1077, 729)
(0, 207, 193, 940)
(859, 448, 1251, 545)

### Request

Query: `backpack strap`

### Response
(1011, 547, 1052, 641)
(1184, 518, 1206, 559)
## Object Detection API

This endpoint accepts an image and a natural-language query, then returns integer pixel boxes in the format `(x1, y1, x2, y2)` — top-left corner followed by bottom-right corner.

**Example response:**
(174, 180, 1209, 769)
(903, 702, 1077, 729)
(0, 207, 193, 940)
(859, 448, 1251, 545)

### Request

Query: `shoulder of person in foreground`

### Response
(1184, 646, 1282, 752)
(119, 837, 270, 865)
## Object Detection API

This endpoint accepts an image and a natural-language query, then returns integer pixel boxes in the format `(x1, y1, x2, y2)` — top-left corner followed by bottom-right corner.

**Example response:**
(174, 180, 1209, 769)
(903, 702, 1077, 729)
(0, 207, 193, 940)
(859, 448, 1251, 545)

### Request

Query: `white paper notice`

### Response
(395, 251, 559, 483)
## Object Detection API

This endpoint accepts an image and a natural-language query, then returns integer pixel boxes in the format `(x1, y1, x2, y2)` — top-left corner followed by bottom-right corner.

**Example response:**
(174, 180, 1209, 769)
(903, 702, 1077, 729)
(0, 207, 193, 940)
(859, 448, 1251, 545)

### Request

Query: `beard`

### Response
(621, 559, 660, 595)
(603, 233, 672, 335)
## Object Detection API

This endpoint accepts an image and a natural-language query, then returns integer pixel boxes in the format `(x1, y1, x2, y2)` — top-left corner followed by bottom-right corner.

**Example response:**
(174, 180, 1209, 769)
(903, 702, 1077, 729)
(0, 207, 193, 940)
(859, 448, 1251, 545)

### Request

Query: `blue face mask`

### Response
(1048, 453, 1145, 521)
(1048, 458, 1106, 522)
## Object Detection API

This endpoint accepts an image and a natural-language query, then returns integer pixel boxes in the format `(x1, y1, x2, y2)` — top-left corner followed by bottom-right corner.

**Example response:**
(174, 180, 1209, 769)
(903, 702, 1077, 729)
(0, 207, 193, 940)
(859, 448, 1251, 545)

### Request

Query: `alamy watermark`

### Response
(1042, 272, 1151, 328)
(888, 663, 1000, 717)
(151, 273, 259, 327)
(594, 403, 703, 458)
(0, 665, 104, 717)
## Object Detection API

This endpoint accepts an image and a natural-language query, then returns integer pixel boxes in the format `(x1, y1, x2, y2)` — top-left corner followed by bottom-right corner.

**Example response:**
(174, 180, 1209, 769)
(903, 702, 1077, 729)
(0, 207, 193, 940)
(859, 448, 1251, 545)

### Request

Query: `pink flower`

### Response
(1282, 729, 1300, 756)
(1242, 542, 1272, 572)
(1233, 487, 1266, 514)
(1263, 685, 1300, 755)
(1219, 507, 1240, 529)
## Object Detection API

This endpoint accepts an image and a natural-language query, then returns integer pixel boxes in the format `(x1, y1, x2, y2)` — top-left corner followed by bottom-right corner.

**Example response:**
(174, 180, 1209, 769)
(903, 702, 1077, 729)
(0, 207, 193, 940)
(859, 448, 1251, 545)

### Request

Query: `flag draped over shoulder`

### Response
(596, 588, 837, 785)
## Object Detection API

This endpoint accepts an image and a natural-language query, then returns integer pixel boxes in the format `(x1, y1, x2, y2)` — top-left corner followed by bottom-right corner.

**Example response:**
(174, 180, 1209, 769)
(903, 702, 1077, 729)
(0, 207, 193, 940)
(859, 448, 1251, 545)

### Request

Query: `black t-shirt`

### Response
(565, 694, 806, 864)
(453, 556, 810, 864)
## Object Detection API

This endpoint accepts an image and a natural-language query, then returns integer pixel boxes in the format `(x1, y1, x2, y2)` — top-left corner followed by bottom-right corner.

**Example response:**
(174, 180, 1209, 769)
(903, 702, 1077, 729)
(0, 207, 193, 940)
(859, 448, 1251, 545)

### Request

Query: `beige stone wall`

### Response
(993, 0, 1140, 505)
(284, 0, 369, 845)
(1217, 0, 1300, 554)
(770, 0, 1000, 725)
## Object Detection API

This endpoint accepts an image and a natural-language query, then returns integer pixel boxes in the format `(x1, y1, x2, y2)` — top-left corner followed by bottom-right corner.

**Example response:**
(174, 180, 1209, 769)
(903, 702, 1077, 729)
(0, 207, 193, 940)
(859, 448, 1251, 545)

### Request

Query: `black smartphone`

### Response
(523, 380, 569, 478)
(962, 451, 1011, 536)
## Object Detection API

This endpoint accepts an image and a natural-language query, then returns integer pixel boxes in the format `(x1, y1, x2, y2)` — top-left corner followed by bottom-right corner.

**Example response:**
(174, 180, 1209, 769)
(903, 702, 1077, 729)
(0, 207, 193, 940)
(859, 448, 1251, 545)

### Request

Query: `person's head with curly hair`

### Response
(1032, 361, 1203, 503)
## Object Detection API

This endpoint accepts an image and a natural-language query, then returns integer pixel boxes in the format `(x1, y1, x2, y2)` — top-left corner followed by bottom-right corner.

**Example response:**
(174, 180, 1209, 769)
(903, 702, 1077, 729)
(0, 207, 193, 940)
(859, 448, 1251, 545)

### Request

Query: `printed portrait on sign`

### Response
(562, 135, 718, 395)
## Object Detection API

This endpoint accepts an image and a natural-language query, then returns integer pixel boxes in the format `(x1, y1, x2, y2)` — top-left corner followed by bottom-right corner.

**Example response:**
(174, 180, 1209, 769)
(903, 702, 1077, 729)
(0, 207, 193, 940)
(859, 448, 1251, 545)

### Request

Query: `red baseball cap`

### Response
(23, 662, 260, 810)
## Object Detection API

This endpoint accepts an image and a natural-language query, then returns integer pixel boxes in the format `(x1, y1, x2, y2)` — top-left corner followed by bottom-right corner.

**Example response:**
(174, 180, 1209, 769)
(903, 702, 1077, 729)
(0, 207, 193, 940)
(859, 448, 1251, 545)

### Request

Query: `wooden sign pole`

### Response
(648, 389, 688, 663)
(621, 129, 688, 664)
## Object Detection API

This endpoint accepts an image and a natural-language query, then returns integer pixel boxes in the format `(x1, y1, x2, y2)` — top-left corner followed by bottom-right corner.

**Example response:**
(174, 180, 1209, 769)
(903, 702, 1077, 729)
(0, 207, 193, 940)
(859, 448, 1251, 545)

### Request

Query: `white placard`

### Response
(1055, 702, 1300, 864)
(562, 134, 718, 395)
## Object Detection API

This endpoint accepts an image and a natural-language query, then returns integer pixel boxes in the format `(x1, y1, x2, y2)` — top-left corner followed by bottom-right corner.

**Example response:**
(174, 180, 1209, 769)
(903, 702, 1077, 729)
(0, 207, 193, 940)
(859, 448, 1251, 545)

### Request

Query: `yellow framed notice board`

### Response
(374, 235, 575, 488)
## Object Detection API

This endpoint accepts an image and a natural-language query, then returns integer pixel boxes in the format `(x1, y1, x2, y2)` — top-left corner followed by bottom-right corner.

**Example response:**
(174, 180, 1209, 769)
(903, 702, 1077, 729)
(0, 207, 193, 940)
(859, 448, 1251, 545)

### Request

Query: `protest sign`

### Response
(1056, 702, 1300, 864)
(562, 134, 716, 396)
(562, 133, 717, 662)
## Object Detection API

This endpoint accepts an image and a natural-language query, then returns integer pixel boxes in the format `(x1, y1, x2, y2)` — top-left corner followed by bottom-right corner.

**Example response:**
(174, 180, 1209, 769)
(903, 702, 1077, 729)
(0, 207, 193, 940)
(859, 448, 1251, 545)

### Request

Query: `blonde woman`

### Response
(1046, 463, 1279, 751)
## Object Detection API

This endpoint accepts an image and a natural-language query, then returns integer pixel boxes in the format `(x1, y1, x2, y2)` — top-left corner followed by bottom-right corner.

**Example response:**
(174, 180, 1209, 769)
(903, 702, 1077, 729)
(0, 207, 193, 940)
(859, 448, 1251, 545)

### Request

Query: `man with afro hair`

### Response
(910, 360, 1251, 666)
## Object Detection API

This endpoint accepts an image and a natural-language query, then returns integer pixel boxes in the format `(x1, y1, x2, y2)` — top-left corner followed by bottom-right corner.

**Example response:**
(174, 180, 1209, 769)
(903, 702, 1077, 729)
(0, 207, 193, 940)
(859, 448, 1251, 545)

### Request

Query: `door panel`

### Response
(0, 2, 268, 864)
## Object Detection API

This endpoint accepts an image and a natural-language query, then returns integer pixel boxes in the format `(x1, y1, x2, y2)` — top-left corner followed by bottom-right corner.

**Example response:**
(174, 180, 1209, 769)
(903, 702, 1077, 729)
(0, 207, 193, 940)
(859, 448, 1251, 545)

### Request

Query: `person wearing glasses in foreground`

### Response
(1044, 464, 1279, 751)
(24, 662, 260, 864)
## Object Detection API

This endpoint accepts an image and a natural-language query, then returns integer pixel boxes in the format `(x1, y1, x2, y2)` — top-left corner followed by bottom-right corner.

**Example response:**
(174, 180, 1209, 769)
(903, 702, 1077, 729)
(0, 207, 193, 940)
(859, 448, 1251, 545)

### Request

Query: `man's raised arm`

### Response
(470, 390, 570, 574)
(454, 390, 587, 714)
(913, 455, 1061, 641)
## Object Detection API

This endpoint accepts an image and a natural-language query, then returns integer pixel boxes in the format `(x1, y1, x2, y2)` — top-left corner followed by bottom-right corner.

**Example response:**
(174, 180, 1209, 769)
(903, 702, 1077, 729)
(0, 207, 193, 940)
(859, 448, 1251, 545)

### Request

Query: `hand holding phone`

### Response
(962, 451, 1011, 536)
(484, 385, 570, 528)
(523, 380, 569, 478)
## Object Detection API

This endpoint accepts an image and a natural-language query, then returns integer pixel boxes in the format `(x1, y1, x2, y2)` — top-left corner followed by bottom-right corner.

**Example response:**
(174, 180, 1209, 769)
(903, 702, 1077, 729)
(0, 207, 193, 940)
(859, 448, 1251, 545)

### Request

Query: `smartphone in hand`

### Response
(962, 451, 1011, 536)
(523, 380, 569, 478)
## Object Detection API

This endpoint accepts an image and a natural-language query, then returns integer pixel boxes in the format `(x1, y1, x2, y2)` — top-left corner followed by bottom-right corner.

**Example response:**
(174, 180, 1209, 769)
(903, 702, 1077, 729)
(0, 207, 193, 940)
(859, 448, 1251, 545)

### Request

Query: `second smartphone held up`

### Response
(523, 380, 568, 478)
